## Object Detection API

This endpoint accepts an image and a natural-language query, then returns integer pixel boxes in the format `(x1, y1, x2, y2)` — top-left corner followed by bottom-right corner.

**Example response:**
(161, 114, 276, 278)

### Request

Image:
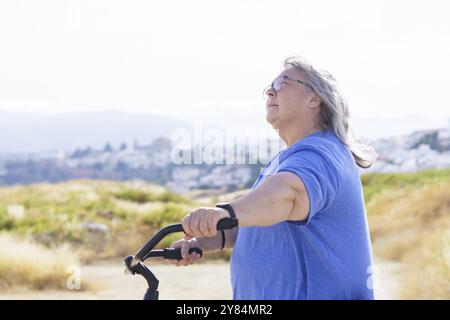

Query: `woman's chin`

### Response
(265, 115, 280, 128)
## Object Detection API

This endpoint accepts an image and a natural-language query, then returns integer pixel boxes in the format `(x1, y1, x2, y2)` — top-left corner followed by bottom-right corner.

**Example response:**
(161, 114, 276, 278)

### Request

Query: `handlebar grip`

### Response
(216, 218, 238, 230)
(133, 218, 238, 263)
(163, 247, 203, 260)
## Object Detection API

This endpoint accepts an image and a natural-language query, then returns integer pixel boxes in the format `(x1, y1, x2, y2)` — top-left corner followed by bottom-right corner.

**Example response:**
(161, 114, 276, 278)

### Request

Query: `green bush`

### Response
(113, 189, 154, 203)
(113, 189, 190, 204)
(361, 168, 450, 202)
(141, 202, 187, 228)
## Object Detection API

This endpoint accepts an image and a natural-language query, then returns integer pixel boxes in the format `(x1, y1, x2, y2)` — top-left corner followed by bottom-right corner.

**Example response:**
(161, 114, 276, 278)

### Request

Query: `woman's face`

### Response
(265, 68, 319, 130)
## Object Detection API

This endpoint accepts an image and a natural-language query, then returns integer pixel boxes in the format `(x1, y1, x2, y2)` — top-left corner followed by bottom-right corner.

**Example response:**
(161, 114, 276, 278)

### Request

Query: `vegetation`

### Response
(365, 174, 450, 299)
(0, 169, 449, 297)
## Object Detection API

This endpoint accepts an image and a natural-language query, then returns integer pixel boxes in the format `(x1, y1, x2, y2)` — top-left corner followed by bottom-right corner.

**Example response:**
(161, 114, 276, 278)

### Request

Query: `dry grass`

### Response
(401, 230, 450, 299)
(0, 233, 99, 291)
(0, 179, 197, 261)
(1, 173, 449, 298)
(188, 188, 250, 206)
(367, 180, 450, 299)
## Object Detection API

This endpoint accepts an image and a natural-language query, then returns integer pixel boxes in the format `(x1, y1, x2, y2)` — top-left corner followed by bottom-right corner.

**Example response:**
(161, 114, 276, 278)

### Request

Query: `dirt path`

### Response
(0, 260, 232, 300)
(372, 258, 404, 300)
(1, 258, 402, 300)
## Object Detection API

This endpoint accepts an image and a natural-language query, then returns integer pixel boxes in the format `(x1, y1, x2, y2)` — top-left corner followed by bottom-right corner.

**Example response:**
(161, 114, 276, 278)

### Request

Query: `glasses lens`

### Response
(273, 76, 284, 91)
(263, 76, 285, 100)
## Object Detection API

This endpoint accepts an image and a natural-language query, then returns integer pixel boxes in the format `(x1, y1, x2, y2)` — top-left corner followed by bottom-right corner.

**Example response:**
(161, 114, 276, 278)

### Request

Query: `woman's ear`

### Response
(307, 94, 321, 110)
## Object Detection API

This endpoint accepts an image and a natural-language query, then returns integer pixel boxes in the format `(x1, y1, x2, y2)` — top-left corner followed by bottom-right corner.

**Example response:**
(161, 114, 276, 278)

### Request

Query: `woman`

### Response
(168, 56, 377, 300)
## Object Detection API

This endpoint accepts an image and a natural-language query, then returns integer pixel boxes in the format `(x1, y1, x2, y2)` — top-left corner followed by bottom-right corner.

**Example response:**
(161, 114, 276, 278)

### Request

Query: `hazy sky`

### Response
(1, 0, 449, 133)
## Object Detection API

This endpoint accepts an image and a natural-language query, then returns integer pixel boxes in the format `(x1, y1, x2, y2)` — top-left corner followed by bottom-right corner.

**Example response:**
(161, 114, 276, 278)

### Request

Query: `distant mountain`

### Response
(351, 115, 448, 142)
(0, 118, 449, 186)
(0, 111, 195, 154)
(0, 110, 448, 154)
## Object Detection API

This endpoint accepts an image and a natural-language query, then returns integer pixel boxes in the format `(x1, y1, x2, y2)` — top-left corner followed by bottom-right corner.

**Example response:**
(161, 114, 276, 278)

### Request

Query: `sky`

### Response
(0, 0, 449, 136)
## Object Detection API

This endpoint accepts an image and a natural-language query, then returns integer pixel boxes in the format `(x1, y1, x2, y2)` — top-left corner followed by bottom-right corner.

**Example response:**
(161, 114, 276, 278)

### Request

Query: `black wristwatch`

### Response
(215, 203, 237, 250)
(215, 203, 237, 219)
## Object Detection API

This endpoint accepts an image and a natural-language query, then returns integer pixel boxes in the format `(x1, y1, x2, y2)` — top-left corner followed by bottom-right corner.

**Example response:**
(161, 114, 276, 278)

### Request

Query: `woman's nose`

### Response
(264, 86, 277, 101)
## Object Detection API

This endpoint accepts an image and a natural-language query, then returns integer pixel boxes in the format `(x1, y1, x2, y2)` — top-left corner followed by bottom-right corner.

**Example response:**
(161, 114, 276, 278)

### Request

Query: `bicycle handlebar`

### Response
(124, 217, 238, 300)
(128, 217, 238, 266)
(147, 247, 203, 260)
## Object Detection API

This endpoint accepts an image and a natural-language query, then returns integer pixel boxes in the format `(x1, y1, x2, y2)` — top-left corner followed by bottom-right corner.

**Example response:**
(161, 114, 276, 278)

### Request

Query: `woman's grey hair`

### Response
(283, 56, 377, 169)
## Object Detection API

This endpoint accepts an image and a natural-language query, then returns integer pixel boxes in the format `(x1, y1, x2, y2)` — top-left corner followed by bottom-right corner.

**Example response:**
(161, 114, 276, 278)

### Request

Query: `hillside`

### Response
(0, 169, 449, 298)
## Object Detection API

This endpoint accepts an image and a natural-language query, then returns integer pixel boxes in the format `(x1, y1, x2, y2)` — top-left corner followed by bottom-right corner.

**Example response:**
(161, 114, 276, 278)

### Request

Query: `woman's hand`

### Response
(182, 207, 230, 238)
(166, 236, 202, 266)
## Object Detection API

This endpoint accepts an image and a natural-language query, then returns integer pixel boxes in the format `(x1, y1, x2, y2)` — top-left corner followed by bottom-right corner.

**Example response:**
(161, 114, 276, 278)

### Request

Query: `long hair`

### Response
(283, 56, 377, 169)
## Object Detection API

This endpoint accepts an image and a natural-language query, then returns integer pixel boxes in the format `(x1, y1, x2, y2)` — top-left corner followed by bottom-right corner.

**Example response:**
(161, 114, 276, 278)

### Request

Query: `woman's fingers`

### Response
(187, 252, 200, 265)
(186, 253, 195, 265)
(207, 213, 216, 237)
(182, 207, 228, 238)
(182, 214, 193, 237)
(167, 240, 187, 265)
(181, 242, 191, 259)
(166, 240, 181, 264)
(173, 251, 201, 267)
(199, 216, 210, 237)
(177, 252, 198, 266)
(191, 212, 207, 238)
(166, 238, 202, 266)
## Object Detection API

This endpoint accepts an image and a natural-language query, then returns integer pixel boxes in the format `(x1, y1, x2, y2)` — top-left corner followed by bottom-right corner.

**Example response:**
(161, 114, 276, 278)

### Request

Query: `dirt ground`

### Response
(0, 258, 402, 300)
(0, 260, 232, 300)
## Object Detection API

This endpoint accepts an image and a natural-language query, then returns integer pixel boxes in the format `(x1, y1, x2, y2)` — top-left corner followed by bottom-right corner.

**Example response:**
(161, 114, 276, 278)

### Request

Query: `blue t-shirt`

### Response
(230, 129, 374, 300)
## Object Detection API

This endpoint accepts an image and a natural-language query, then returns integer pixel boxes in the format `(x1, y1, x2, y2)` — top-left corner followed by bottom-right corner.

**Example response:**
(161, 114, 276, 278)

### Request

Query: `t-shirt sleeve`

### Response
(276, 147, 339, 226)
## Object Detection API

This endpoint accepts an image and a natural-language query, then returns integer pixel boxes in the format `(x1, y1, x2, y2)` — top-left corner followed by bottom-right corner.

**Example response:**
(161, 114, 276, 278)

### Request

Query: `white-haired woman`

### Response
(168, 56, 377, 300)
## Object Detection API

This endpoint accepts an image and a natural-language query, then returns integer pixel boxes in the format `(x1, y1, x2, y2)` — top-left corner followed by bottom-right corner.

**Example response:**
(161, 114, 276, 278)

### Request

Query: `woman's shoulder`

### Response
(285, 129, 344, 157)
(282, 129, 356, 177)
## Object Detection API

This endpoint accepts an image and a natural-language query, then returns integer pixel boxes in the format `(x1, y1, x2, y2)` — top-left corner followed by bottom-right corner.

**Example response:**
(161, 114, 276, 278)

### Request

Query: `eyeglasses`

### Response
(263, 75, 313, 100)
